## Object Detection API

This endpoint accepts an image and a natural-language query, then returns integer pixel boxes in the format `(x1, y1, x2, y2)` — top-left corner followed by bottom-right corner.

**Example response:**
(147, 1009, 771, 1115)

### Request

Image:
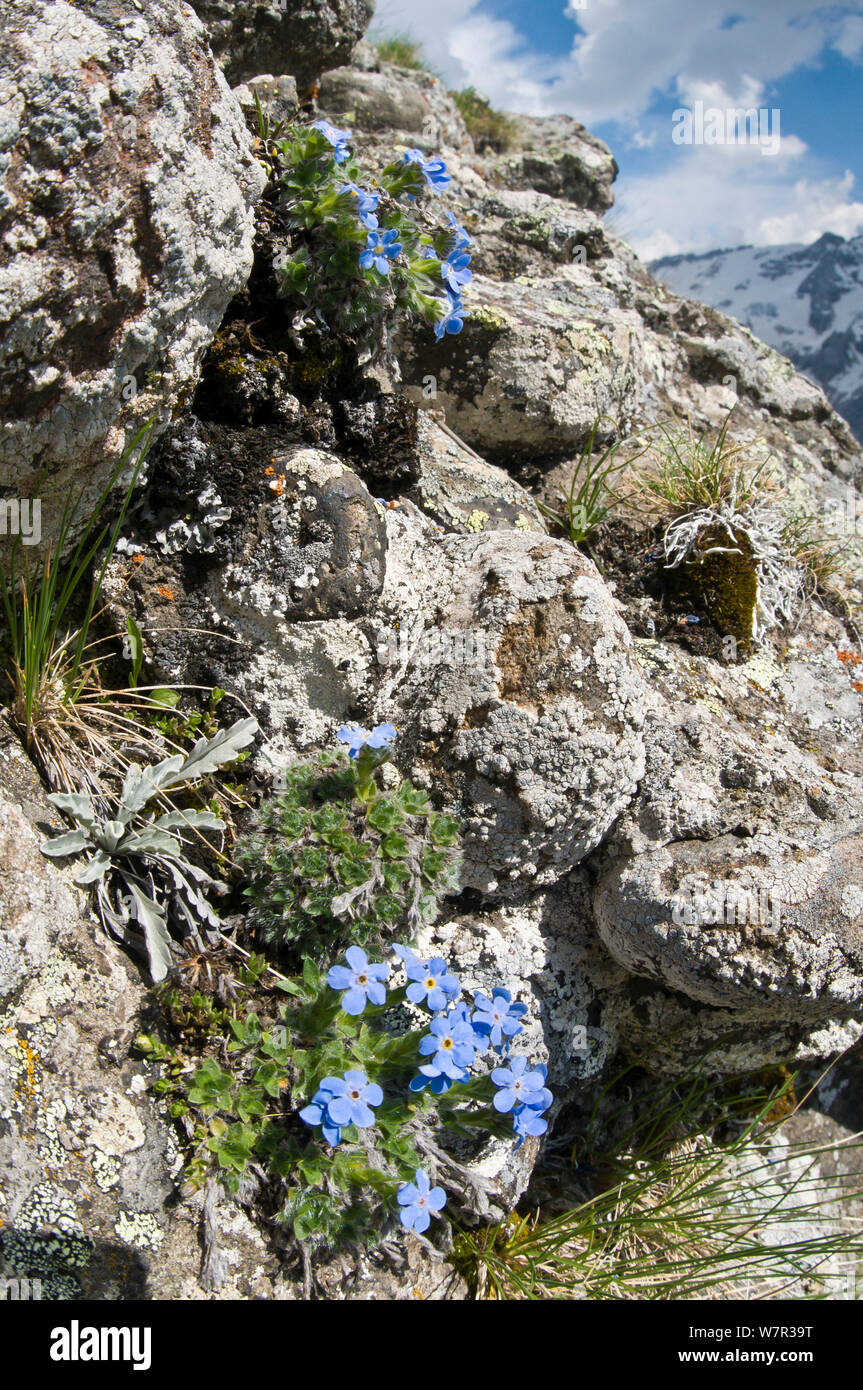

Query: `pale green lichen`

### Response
(92, 1150, 121, 1192)
(114, 1211, 163, 1251)
(470, 305, 509, 333)
(465, 509, 490, 532)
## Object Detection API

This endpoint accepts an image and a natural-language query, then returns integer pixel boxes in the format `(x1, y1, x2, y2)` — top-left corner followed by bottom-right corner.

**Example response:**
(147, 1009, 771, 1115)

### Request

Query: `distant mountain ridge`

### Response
(652, 231, 863, 443)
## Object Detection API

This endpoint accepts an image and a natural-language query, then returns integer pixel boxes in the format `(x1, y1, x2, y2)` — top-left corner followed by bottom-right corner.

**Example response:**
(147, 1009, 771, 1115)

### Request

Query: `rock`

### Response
(584, 620, 863, 1071)
(482, 113, 618, 214)
(318, 65, 473, 155)
(188, 0, 375, 88)
(405, 412, 546, 535)
(0, 0, 265, 544)
(103, 424, 383, 751)
(377, 513, 646, 894)
(469, 187, 613, 281)
(399, 268, 651, 468)
(125, 422, 388, 623)
(595, 830, 863, 1019)
(611, 980, 863, 1078)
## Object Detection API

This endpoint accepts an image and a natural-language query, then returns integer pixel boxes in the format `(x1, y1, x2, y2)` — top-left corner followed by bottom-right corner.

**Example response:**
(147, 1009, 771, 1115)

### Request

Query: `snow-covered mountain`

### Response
(652, 232, 863, 443)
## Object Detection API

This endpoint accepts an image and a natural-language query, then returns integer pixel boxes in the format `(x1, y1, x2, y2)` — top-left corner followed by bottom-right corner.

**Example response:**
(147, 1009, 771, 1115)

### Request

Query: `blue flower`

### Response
(434, 291, 466, 341)
(393, 942, 420, 967)
(340, 181, 380, 229)
(491, 1056, 552, 1114)
(512, 1103, 550, 1149)
(337, 722, 397, 757)
(472, 988, 527, 1050)
(403, 148, 452, 190)
(359, 228, 403, 275)
(446, 210, 472, 248)
(419, 1014, 480, 1076)
(312, 120, 352, 163)
(409, 1061, 469, 1094)
(441, 248, 473, 296)
(447, 1000, 486, 1054)
(404, 955, 460, 1012)
(397, 1169, 446, 1232)
(300, 1070, 383, 1146)
(327, 945, 389, 1016)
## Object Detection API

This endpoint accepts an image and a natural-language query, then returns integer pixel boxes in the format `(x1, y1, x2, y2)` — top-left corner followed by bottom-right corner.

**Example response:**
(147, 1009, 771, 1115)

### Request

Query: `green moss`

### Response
(669, 524, 757, 651)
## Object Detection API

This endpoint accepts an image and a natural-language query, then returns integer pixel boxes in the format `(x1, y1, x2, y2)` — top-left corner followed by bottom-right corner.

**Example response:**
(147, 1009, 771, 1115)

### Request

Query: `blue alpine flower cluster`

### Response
(403, 148, 452, 190)
(312, 119, 352, 164)
(312, 120, 472, 344)
(491, 1056, 553, 1149)
(318, 937, 551, 1163)
(434, 210, 473, 343)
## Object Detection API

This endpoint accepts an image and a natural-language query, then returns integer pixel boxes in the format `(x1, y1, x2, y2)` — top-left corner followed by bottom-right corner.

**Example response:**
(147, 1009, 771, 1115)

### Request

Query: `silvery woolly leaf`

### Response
(154, 810, 225, 833)
(121, 828, 184, 858)
(163, 861, 222, 926)
(46, 792, 97, 830)
(73, 850, 113, 885)
(127, 882, 174, 983)
(41, 828, 91, 858)
(172, 718, 258, 785)
(121, 756, 185, 815)
(95, 820, 128, 853)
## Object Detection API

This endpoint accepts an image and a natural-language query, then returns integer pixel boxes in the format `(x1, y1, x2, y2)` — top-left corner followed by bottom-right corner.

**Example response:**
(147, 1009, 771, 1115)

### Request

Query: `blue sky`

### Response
(371, 0, 863, 259)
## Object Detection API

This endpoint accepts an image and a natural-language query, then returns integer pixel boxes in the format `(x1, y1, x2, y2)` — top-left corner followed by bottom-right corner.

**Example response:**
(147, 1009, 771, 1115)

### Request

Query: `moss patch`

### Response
(668, 525, 758, 651)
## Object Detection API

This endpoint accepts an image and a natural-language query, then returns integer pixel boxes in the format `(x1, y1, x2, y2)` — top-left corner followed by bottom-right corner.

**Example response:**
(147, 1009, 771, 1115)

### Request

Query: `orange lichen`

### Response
(155, 586, 175, 601)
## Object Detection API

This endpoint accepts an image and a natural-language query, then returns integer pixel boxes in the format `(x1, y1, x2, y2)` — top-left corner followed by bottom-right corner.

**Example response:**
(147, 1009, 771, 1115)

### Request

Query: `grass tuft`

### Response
(538, 417, 644, 551)
(0, 423, 161, 796)
(373, 34, 431, 72)
(453, 1059, 863, 1300)
(630, 413, 775, 519)
(449, 88, 520, 153)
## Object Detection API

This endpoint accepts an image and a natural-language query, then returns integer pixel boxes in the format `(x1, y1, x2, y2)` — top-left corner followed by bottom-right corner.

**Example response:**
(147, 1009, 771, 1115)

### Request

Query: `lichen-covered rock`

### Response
(400, 270, 649, 467)
(377, 512, 646, 894)
(468, 187, 613, 281)
(0, 0, 265, 543)
(585, 617, 863, 1069)
(611, 980, 863, 1078)
(481, 113, 618, 214)
(595, 830, 863, 1018)
(405, 412, 546, 535)
(188, 0, 375, 88)
(104, 425, 383, 750)
(318, 65, 473, 155)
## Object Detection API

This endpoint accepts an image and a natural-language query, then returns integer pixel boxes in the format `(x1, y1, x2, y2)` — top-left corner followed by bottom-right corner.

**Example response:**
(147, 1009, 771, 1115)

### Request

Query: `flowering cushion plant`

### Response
(263, 120, 473, 359)
(147, 726, 552, 1255)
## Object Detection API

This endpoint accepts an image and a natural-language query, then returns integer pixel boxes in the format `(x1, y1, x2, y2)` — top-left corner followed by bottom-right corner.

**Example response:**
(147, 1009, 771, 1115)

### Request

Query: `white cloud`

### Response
(617, 154, 863, 262)
(370, 0, 863, 254)
(833, 14, 863, 59)
(373, 0, 852, 125)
